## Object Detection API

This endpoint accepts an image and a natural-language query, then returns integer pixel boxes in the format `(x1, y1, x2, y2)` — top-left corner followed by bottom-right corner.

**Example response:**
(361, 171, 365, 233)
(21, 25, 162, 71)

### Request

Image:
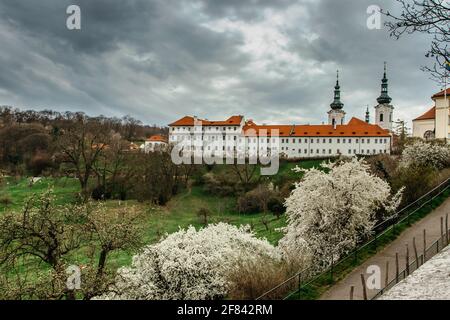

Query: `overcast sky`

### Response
(0, 0, 442, 127)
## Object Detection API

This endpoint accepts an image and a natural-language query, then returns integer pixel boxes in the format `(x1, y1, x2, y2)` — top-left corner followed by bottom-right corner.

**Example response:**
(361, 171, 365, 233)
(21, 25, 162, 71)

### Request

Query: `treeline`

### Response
(0, 106, 192, 204)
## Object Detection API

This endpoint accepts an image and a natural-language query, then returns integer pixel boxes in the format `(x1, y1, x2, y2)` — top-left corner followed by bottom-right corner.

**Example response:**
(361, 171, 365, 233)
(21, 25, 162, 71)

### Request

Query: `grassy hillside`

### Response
(0, 159, 325, 270)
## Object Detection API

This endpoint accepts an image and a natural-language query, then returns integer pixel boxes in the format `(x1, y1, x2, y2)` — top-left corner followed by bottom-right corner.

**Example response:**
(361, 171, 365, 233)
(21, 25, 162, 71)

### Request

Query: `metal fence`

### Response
(256, 177, 450, 300)
(372, 229, 450, 299)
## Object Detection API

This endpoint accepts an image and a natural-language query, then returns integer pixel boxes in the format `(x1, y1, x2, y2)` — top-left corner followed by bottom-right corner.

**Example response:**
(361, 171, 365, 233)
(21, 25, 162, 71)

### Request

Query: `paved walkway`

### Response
(320, 197, 450, 300)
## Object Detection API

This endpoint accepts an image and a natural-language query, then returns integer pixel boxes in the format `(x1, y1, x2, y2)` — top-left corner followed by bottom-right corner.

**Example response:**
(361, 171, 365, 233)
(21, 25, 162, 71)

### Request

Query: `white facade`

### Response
(375, 103, 394, 131)
(168, 117, 391, 159)
(434, 95, 450, 139)
(412, 90, 450, 140)
(328, 109, 346, 126)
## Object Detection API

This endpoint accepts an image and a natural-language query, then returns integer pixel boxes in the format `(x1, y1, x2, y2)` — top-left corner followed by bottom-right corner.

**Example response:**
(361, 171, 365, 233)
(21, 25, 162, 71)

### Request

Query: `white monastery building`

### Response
(412, 88, 450, 140)
(140, 134, 168, 153)
(169, 67, 393, 159)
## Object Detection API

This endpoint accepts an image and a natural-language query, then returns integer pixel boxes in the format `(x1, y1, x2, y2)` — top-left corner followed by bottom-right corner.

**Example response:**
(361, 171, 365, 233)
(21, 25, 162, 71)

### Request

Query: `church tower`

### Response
(365, 106, 370, 123)
(328, 70, 346, 127)
(375, 62, 394, 131)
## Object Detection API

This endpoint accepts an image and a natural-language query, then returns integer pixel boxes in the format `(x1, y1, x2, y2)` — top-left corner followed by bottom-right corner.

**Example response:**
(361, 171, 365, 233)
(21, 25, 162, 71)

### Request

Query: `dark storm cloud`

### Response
(0, 0, 441, 126)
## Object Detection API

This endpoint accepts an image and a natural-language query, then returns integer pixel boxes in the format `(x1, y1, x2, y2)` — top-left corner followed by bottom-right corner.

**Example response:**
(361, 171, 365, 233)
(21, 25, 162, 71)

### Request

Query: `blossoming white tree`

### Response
(96, 223, 280, 300)
(402, 141, 450, 169)
(279, 158, 403, 268)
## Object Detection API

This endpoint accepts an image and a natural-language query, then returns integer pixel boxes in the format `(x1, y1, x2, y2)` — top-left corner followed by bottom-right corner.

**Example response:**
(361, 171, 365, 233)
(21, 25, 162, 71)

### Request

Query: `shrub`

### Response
(0, 195, 12, 207)
(401, 141, 450, 169)
(97, 223, 281, 300)
(197, 207, 211, 226)
(26, 151, 54, 176)
(202, 172, 237, 196)
(267, 196, 285, 217)
(279, 158, 403, 267)
(237, 185, 277, 214)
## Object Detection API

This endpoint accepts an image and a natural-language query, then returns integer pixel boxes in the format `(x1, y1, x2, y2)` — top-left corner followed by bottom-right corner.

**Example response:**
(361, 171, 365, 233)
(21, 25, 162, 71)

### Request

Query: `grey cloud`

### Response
(0, 0, 441, 127)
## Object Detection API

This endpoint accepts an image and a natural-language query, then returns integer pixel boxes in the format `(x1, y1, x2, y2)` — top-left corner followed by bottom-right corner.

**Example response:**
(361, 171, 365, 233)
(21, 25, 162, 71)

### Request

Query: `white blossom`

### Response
(401, 141, 450, 169)
(279, 158, 403, 267)
(96, 223, 280, 300)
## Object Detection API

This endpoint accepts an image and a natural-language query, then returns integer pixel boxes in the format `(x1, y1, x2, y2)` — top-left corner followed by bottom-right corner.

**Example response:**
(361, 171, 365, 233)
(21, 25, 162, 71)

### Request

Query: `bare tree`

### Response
(383, 0, 449, 84)
(0, 190, 144, 300)
(56, 115, 111, 200)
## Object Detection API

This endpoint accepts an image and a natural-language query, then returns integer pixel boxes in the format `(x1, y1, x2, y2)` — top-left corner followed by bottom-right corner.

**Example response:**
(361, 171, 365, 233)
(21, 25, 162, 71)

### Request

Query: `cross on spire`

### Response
(377, 62, 392, 104)
(330, 70, 344, 110)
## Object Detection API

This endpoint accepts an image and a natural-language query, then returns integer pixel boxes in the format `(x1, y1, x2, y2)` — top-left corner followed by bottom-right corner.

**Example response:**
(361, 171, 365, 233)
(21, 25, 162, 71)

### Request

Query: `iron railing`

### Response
(256, 177, 450, 300)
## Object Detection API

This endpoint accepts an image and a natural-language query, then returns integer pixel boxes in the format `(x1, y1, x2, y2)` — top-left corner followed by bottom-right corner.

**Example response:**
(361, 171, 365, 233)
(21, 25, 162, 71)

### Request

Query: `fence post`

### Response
(385, 261, 389, 288)
(349, 286, 354, 300)
(446, 214, 449, 246)
(330, 255, 334, 284)
(423, 229, 426, 264)
(413, 237, 419, 268)
(395, 252, 399, 283)
(405, 243, 410, 276)
(360, 274, 367, 301)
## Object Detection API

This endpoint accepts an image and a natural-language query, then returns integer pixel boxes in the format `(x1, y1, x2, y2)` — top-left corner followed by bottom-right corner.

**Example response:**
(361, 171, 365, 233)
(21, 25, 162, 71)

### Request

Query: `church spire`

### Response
(377, 62, 392, 104)
(365, 105, 370, 123)
(330, 70, 344, 110)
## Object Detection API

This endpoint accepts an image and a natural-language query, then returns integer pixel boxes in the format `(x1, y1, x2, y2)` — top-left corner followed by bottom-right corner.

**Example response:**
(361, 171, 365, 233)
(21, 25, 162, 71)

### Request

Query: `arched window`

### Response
(332, 118, 336, 126)
(380, 113, 384, 122)
(424, 130, 435, 141)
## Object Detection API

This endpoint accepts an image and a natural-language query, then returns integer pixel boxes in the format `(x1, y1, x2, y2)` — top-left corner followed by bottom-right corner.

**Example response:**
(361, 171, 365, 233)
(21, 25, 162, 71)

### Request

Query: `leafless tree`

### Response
(383, 0, 449, 84)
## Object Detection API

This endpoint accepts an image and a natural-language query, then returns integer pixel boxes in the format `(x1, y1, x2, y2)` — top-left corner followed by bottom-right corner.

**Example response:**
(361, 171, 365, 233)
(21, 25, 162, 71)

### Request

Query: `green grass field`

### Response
(0, 159, 324, 271)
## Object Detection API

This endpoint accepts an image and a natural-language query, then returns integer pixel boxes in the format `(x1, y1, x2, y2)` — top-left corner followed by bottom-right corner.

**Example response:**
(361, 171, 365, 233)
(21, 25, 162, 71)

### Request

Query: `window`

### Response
(348, 139, 352, 143)
(375, 139, 378, 143)
(380, 113, 384, 122)
(384, 139, 387, 143)
(343, 139, 346, 143)
(329, 149, 332, 154)
(322, 149, 326, 154)
(299, 149, 302, 154)
(356, 139, 359, 143)
(281, 139, 285, 143)
(354, 149, 357, 154)
(304, 149, 308, 154)
(329, 139, 332, 143)
(316, 149, 319, 154)
(305, 139, 308, 143)
(361, 149, 364, 154)
(373, 149, 376, 154)
(337, 139, 340, 143)
(361, 139, 365, 143)
(292, 139, 296, 143)
(323, 139, 326, 143)
(367, 139, 370, 143)
(367, 149, 370, 154)
(311, 149, 314, 154)
(317, 139, 320, 143)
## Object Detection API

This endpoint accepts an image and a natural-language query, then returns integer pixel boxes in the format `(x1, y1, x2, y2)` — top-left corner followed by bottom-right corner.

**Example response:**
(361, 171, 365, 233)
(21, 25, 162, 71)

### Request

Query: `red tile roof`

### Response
(413, 106, 435, 121)
(169, 115, 243, 127)
(243, 117, 390, 137)
(147, 135, 167, 142)
(432, 88, 450, 99)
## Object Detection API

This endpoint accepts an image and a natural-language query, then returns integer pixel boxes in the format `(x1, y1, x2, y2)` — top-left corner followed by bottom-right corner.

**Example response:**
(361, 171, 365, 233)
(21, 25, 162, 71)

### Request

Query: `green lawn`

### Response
(0, 159, 325, 272)
(0, 176, 80, 212)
